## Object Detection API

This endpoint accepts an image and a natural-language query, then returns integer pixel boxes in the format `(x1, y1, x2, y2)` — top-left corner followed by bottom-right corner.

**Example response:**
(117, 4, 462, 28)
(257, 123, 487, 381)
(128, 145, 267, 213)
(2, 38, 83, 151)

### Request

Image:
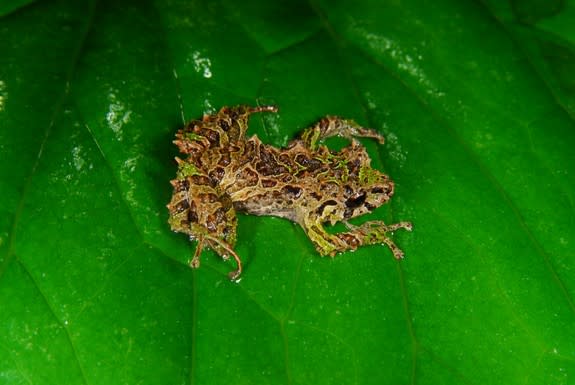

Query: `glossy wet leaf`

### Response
(1, 0, 574, 384)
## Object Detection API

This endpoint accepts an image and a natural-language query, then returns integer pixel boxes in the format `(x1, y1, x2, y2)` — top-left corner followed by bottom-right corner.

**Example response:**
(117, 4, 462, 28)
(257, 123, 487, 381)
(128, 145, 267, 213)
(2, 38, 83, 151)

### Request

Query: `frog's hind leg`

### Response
(189, 233, 242, 281)
(168, 175, 242, 280)
(300, 116, 385, 150)
(190, 236, 205, 268)
(205, 234, 243, 281)
(217, 105, 278, 142)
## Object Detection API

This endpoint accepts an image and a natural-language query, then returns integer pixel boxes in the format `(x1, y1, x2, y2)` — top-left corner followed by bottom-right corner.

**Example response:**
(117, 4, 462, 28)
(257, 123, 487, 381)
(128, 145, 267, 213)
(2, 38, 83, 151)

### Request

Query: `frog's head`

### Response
(345, 167, 394, 217)
(363, 177, 394, 210)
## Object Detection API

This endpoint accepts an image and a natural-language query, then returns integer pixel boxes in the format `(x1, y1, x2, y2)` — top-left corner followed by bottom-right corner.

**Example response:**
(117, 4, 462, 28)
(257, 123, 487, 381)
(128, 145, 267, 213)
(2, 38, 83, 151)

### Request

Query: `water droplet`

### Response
(71, 146, 85, 171)
(106, 89, 132, 141)
(189, 51, 213, 78)
(0, 80, 7, 112)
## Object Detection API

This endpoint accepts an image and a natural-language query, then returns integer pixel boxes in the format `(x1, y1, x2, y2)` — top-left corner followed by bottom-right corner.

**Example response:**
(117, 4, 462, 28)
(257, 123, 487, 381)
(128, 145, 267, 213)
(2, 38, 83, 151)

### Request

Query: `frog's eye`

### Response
(371, 183, 392, 195)
(345, 191, 367, 209)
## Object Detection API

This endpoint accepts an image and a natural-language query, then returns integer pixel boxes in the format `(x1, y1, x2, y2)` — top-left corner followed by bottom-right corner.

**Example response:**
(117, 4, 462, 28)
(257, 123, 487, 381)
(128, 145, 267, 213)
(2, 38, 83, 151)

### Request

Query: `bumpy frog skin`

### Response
(167, 105, 412, 280)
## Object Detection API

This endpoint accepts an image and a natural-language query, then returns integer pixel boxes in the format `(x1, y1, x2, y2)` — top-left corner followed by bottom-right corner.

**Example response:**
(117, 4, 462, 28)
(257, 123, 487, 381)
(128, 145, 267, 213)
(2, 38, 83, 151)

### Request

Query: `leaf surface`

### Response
(1, 1, 574, 384)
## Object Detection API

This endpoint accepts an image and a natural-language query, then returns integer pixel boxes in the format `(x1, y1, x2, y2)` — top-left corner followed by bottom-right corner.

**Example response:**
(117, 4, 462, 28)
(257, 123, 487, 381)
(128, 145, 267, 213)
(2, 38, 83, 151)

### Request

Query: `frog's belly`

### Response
(233, 196, 298, 222)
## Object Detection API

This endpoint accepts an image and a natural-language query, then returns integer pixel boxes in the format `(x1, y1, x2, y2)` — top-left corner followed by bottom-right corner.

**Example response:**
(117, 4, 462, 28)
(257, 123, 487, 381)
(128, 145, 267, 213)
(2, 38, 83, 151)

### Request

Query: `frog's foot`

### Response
(190, 237, 205, 268)
(206, 235, 243, 281)
(301, 116, 385, 150)
(342, 220, 413, 259)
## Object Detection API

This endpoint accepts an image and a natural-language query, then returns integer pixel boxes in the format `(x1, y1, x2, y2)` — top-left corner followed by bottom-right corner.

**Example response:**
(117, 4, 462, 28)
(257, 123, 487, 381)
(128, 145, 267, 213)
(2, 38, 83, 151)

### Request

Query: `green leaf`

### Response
(1, 0, 574, 384)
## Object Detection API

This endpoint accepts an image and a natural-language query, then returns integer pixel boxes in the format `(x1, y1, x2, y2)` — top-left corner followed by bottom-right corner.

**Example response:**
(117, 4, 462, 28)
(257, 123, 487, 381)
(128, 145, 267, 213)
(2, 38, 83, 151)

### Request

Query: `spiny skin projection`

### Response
(167, 105, 412, 281)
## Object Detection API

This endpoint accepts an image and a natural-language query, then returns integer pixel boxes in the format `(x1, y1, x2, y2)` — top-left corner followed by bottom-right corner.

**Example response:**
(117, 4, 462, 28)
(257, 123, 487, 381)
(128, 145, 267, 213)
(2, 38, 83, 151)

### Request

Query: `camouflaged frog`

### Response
(167, 105, 412, 280)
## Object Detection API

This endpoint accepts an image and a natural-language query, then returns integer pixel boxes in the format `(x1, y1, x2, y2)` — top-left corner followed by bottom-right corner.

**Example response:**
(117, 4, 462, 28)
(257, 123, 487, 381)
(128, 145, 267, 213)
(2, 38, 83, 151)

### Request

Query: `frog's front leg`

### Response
(167, 177, 242, 280)
(342, 220, 413, 259)
(301, 218, 412, 259)
(301, 220, 349, 256)
(300, 116, 385, 150)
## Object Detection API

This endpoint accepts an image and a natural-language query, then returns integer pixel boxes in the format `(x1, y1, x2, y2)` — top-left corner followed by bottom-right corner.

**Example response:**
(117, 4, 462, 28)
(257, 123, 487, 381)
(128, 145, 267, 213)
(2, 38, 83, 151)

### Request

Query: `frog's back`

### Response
(225, 137, 394, 226)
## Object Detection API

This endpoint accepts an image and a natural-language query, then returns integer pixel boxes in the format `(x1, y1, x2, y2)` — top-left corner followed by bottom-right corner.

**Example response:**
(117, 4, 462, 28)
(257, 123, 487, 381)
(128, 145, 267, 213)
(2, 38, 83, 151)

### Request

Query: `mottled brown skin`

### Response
(167, 105, 412, 280)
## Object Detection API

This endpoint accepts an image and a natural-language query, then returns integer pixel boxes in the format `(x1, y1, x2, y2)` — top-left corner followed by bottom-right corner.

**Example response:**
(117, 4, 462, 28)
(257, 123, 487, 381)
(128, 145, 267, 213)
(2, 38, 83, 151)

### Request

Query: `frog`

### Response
(167, 105, 412, 281)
